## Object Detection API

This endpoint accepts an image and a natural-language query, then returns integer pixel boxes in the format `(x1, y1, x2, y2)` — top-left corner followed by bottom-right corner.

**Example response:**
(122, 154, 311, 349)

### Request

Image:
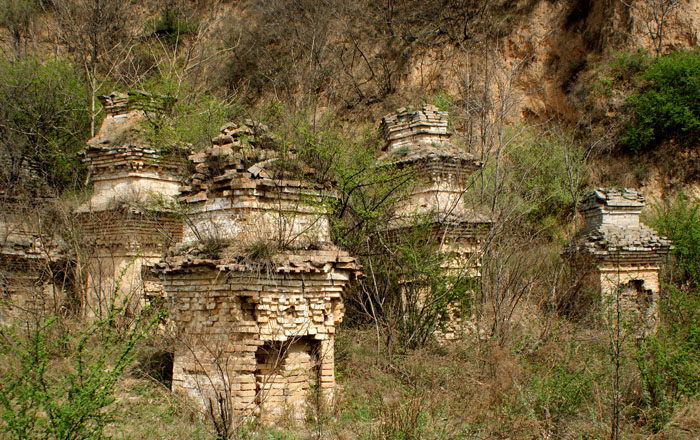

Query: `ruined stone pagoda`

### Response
(0, 195, 66, 324)
(379, 105, 491, 339)
(569, 188, 671, 328)
(76, 92, 186, 318)
(154, 122, 359, 420)
(0, 154, 68, 323)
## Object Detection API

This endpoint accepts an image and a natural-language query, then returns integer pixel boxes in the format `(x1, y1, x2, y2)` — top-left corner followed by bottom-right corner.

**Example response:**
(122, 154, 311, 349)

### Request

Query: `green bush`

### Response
(136, 73, 244, 153)
(649, 193, 700, 285)
(622, 50, 700, 152)
(0, 57, 91, 193)
(484, 126, 583, 232)
(608, 50, 650, 81)
(532, 363, 595, 426)
(0, 307, 160, 439)
(636, 285, 700, 430)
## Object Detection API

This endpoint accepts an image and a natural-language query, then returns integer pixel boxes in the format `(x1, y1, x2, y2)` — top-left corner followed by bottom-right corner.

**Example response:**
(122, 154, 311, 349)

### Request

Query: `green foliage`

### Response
(431, 91, 454, 112)
(0, 307, 160, 439)
(259, 105, 469, 349)
(246, 239, 276, 262)
(137, 74, 244, 152)
(382, 219, 477, 349)
(0, 57, 91, 193)
(636, 285, 700, 430)
(531, 358, 595, 426)
(108, 379, 213, 440)
(592, 50, 651, 97)
(622, 50, 700, 152)
(261, 105, 404, 239)
(638, 194, 700, 429)
(649, 193, 700, 284)
(485, 126, 584, 232)
(608, 50, 651, 79)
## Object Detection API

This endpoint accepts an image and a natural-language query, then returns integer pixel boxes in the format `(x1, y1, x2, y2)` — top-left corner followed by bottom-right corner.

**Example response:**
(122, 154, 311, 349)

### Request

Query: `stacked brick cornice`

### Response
(381, 104, 453, 151)
(99, 91, 175, 116)
(82, 144, 184, 186)
(573, 189, 671, 264)
(78, 92, 186, 245)
(380, 105, 480, 186)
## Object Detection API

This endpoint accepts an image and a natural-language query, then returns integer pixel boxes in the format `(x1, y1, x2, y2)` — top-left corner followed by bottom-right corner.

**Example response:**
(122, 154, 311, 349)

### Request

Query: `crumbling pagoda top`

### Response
(178, 120, 337, 249)
(574, 188, 671, 263)
(155, 118, 361, 288)
(379, 104, 489, 228)
(78, 92, 185, 212)
(380, 104, 481, 173)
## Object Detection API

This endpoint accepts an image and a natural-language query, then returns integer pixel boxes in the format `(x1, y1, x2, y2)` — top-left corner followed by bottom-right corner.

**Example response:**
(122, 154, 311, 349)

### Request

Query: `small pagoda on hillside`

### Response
(567, 188, 671, 328)
(76, 92, 186, 318)
(378, 105, 491, 339)
(154, 121, 359, 420)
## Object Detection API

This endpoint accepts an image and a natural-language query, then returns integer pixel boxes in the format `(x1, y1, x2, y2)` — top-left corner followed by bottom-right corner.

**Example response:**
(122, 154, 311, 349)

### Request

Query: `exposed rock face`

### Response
(155, 123, 359, 420)
(77, 92, 186, 318)
(569, 188, 671, 329)
(379, 105, 491, 340)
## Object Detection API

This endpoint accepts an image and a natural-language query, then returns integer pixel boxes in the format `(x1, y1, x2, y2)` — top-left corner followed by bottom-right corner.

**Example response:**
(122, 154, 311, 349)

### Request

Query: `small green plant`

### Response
(199, 237, 225, 259)
(151, 7, 198, 44)
(608, 50, 651, 80)
(431, 91, 454, 112)
(531, 359, 595, 427)
(247, 239, 276, 262)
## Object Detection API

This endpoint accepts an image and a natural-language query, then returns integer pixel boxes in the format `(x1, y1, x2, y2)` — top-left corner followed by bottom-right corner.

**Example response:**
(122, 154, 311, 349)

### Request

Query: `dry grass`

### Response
(65, 305, 700, 440)
(107, 378, 214, 440)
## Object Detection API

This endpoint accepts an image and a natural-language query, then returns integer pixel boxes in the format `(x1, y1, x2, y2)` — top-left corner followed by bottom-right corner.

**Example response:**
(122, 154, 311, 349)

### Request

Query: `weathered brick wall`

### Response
(599, 264, 661, 329)
(159, 250, 355, 420)
(182, 181, 333, 248)
(0, 255, 65, 324)
(0, 200, 67, 324)
(77, 209, 183, 317)
(79, 210, 182, 250)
